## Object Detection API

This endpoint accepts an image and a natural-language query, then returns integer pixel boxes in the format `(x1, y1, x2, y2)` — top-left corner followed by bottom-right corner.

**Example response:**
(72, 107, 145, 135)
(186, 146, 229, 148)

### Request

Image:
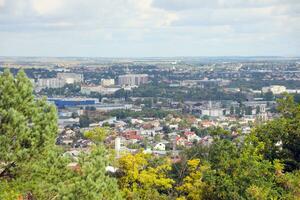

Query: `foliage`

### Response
(176, 159, 209, 200)
(253, 94, 300, 171)
(1, 70, 300, 199)
(84, 127, 109, 143)
(109, 108, 177, 119)
(0, 69, 58, 176)
(58, 146, 122, 200)
(0, 70, 121, 199)
(39, 83, 81, 97)
(117, 152, 174, 199)
(203, 138, 284, 200)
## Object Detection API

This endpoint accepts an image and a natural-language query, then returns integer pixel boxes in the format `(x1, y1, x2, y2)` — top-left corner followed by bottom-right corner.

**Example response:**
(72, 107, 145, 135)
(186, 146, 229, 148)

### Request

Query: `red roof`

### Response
(122, 130, 142, 140)
(184, 131, 196, 136)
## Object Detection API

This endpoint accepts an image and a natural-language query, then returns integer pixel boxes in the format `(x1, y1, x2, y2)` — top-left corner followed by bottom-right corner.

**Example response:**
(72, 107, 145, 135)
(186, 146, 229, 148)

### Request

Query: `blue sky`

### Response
(0, 0, 299, 57)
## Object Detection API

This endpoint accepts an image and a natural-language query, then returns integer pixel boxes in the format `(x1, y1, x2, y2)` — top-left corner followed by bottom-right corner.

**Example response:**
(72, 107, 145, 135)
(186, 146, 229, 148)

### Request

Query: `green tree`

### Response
(0, 69, 58, 179)
(254, 94, 300, 171)
(230, 106, 234, 115)
(255, 106, 260, 114)
(203, 138, 285, 200)
(0, 70, 122, 199)
(58, 146, 122, 200)
(84, 127, 109, 143)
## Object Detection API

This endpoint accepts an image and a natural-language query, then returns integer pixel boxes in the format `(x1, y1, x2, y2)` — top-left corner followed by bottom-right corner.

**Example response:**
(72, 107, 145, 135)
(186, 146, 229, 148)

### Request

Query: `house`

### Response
(169, 124, 179, 130)
(131, 118, 144, 125)
(122, 130, 143, 141)
(56, 128, 77, 146)
(176, 136, 187, 146)
(140, 129, 156, 136)
(153, 143, 166, 151)
(201, 120, 215, 128)
(199, 136, 213, 146)
(184, 131, 198, 142)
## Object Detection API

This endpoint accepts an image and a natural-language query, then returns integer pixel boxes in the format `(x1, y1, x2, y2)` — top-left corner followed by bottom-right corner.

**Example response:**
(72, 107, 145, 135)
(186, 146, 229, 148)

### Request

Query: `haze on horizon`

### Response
(0, 0, 299, 57)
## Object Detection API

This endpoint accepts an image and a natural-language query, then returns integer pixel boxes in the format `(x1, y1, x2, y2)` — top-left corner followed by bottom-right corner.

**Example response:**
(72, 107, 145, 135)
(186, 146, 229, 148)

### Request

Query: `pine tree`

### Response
(0, 69, 58, 177)
(58, 146, 122, 200)
(0, 70, 122, 199)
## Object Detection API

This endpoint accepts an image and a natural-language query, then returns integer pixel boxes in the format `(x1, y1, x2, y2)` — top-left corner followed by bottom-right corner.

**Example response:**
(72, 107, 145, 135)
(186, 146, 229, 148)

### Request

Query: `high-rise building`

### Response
(35, 78, 65, 90)
(118, 74, 148, 86)
(35, 73, 83, 91)
(57, 73, 83, 84)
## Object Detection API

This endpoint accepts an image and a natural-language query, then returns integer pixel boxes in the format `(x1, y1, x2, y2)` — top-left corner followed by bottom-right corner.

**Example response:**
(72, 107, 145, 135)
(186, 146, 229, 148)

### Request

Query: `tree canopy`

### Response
(0, 70, 121, 199)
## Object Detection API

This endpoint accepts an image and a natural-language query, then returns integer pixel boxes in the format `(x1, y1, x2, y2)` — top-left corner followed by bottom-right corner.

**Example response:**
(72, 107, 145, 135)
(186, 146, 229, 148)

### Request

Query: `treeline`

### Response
(39, 83, 81, 96)
(114, 83, 248, 102)
(108, 109, 179, 120)
(0, 70, 300, 200)
(79, 108, 179, 127)
(229, 78, 300, 90)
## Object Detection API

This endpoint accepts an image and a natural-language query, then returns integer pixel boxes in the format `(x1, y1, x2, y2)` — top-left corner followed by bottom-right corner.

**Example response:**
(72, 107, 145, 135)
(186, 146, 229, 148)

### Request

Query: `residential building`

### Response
(262, 85, 286, 94)
(57, 73, 83, 84)
(81, 85, 120, 95)
(35, 78, 64, 90)
(118, 74, 148, 86)
(101, 79, 115, 86)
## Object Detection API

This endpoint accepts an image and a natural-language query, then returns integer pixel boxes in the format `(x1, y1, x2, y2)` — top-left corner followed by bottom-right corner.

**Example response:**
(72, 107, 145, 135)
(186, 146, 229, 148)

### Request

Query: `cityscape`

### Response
(1, 0, 300, 200)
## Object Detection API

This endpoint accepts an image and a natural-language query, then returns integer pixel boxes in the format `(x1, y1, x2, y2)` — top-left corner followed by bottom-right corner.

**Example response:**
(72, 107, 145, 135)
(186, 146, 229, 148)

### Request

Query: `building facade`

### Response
(101, 79, 115, 86)
(118, 74, 148, 86)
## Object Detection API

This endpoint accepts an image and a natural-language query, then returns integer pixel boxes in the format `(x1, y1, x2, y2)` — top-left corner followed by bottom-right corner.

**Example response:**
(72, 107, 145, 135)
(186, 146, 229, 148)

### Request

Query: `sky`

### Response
(0, 0, 299, 57)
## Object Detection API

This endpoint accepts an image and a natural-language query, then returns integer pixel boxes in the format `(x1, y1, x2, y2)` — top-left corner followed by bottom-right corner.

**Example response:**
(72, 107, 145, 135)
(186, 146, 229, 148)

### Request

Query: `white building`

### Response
(201, 108, 225, 117)
(101, 79, 115, 87)
(35, 73, 83, 91)
(118, 74, 148, 86)
(262, 85, 286, 94)
(35, 78, 65, 90)
(153, 143, 166, 151)
(81, 86, 120, 95)
(57, 73, 83, 84)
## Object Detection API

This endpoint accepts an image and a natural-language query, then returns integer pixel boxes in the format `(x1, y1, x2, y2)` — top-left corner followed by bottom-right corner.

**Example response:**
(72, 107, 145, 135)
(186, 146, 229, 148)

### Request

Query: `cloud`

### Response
(0, 0, 178, 31)
(0, 0, 299, 56)
(152, 0, 300, 11)
(0, 0, 4, 7)
(32, 0, 63, 15)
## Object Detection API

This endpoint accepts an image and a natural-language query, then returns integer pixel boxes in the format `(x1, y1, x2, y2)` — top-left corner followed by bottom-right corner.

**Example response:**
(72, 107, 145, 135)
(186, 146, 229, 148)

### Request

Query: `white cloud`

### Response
(31, 0, 63, 15)
(0, 0, 178, 30)
(0, 0, 5, 7)
(0, 0, 299, 56)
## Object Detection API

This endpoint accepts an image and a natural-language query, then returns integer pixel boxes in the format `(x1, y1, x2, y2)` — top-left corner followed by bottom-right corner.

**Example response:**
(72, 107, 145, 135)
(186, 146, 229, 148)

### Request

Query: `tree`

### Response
(84, 127, 109, 144)
(58, 146, 122, 200)
(0, 70, 122, 199)
(162, 125, 171, 134)
(0, 69, 58, 179)
(79, 115, 91, 127)
(235, 106, 241, 116)
(117, 152, 174, 199)
(255, 106, 260, 114)
(176, 159, 209, 200)
(202, 138, 287, 200)
(230, 106, 234, 115)
(254, 94, 300, 171)
(245, 106, 252, 115)
(71, 112, 79, 119)
(154, 134, 161, 143)
(264, 91, 274, 101)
